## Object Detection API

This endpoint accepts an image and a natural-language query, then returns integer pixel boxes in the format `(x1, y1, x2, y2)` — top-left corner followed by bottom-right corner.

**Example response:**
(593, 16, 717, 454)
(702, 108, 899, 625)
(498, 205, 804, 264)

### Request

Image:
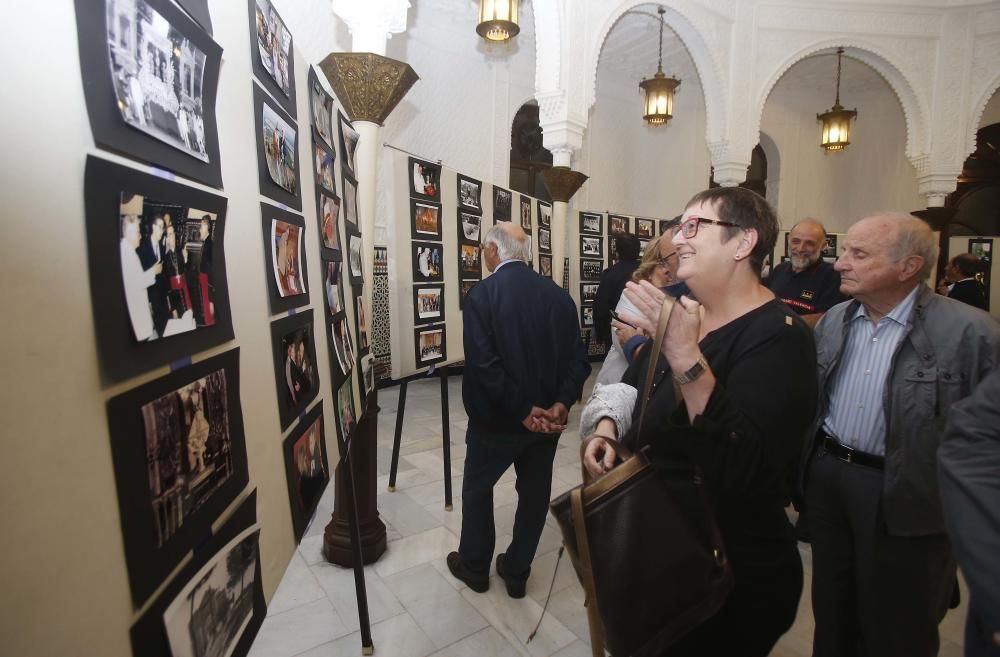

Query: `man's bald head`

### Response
(484, 222, 531, 272)
(788, 218, 828, 271)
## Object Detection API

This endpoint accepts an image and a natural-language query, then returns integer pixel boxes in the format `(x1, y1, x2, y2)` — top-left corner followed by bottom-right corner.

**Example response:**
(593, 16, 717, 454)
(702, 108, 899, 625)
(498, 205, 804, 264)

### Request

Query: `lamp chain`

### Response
(657, 7, 665, 72)
(835, 47, 843, 106)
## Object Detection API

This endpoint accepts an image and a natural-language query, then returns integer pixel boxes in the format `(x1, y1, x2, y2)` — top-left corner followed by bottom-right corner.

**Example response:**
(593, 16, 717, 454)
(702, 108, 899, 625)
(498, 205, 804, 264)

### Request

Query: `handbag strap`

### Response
(571, 487, 605, 657)
(636, 296, 675, 438)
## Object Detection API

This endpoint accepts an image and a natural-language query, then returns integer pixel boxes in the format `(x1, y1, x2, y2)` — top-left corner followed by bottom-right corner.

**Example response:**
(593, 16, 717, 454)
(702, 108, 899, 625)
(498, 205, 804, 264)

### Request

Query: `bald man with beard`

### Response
(767, 218, 847, 328)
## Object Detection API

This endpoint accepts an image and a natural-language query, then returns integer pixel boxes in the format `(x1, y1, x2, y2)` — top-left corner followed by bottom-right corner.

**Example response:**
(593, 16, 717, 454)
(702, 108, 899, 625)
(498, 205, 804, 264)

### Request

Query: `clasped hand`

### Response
(522, 402, 568, 433)
(619, 280, 704, 372)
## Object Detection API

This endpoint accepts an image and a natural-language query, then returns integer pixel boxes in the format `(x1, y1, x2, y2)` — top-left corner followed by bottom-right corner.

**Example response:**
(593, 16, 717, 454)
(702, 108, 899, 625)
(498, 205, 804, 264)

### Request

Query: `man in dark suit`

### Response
(938, 253, 988, 310)
(138, 215, 169, 337)
(592, 233, 641, 347)
(448, 222, 590, 598)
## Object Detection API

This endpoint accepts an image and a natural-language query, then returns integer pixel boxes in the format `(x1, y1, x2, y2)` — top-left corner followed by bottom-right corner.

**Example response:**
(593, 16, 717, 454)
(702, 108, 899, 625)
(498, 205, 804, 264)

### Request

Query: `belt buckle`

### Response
(844, 446, 853, 464)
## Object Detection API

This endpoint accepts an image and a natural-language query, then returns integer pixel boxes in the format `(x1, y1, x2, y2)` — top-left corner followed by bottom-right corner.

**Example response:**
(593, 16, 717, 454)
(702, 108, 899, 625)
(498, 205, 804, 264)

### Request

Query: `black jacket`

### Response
(462, 261, 591, 435)
(593, 259, 639, 346)
(948, 278, 988, 310)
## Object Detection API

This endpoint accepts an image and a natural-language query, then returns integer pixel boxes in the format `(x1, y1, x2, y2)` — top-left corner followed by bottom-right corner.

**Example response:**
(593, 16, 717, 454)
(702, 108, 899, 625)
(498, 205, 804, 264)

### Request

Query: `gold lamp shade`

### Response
(640, 71, 680, 125)
(477, 0, 520, 42)
(817, 103, 857, 152)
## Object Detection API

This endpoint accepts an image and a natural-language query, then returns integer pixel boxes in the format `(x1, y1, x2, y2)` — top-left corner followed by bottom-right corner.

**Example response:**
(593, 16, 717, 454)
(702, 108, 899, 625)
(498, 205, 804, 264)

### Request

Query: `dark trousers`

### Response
(807, 450, 955, 657)
(458, 427, 559, 580)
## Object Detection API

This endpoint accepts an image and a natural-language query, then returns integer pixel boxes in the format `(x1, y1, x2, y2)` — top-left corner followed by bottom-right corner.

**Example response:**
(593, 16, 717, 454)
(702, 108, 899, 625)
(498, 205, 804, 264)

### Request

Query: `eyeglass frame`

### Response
(672, 216, 743, 239)
(653, 251, 678, 268)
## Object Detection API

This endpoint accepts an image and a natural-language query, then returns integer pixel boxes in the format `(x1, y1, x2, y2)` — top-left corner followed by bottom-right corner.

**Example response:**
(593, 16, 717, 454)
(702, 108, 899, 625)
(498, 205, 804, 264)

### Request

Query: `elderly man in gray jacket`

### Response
(803, 212, 1000, 657)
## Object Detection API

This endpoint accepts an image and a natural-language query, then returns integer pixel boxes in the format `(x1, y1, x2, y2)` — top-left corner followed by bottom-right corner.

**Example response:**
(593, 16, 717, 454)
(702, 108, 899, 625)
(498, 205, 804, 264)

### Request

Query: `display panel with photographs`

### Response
(969, 238, 993, 310)
(414, 325, 447, 367)
(324, 261, 344, 317)
(76, 0, 223, 187)
(85, 156, 233, 382)
(129, 491, 264, 657)
(636, 218, 655, 239)
(457, 174, 482, 212)
(412, 241, 444, 283)
(411, 200, 442, 241)
(581, 305, 594, 328)
(347, 231, 364, 284)
(539, 254, 553, 278)
(336, 376, 357, 441)
(538, 201, 552, 228)
(580, 235, 603, 258)
(581, 258, 603, 281)
(520, 196, 532, 230)
(460, 244, 482, 277)
(342, 175, 358, 227)
(580, 283, 599, 304)
(249, 0, 295, 114)
(356, 295, 370, 351)
(493, 187, 512, 221)
(260, 204, 309, 313)
(338, 111, 359, 178)
(331, 315, 356, 377)
(410, 157, 441, 202)
(413, 284, 445, 325)
(253, 82, 300, 209)
(609, 214, 630, 234)
(308, 68, 333, 149)
(317, 189, 341, 260)
(460, 211, 482, 243)
(459, 280, 477, 309)
(313, 141, 335, 193)
(538, 228, 551, 252)
(581, 212, 602, 235)
(282, 404, 329, 541)
(107, 348, 248, 606)
(270, 311, 320, 430)
(174, 0, 212, 34)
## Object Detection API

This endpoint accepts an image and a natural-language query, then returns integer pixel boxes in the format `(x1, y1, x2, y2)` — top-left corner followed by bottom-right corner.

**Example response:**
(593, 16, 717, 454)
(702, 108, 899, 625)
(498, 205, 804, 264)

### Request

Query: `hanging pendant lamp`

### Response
(639, 7, 681, 126)
(476, 0, 520, 43)
(817, 48, 858, 152)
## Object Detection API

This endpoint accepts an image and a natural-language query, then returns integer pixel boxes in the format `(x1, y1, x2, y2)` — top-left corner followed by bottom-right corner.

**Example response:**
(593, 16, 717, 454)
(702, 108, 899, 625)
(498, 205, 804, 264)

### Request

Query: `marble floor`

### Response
(248, 372, 969, 657)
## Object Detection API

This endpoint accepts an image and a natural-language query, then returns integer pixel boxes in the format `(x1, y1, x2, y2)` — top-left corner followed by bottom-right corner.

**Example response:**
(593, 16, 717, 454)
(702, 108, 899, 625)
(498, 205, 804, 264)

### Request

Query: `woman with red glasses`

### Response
(582, 187, 818, 656)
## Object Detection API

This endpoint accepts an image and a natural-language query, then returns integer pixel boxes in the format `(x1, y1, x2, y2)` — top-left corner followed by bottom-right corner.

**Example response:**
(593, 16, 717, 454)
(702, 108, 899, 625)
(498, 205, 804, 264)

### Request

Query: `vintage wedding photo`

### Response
(262, 103, 297, 194)
(254, 0, 291, 96)
(415, 326, 446, 365)
(581, 212, 602, 235)
(280, 326, 317, 414)
(271, 219, 305, 297)
(414, 285, 443, 324)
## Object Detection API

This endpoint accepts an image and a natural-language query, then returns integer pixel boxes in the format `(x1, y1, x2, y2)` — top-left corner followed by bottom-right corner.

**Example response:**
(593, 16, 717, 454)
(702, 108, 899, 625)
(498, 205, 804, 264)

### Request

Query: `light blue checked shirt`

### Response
(821, 286, 920, 456)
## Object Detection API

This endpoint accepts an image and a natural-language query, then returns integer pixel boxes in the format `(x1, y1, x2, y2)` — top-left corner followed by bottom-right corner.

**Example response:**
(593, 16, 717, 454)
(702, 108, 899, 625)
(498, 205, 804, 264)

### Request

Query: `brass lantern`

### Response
(639, 7, 681, 126)
(477, 0, 520, 42)
(817, 48, 858, 152)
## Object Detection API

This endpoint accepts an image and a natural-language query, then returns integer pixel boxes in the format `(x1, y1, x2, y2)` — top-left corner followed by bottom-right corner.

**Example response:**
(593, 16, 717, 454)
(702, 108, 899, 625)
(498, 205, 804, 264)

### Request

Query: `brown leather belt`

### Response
(820, 433, 885, 470)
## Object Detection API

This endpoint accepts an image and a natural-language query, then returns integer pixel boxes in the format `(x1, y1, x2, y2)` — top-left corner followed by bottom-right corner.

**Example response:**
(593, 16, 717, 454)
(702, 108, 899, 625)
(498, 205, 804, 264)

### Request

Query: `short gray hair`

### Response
(880, 212, 938, 281)
(484, 224, 530, 262)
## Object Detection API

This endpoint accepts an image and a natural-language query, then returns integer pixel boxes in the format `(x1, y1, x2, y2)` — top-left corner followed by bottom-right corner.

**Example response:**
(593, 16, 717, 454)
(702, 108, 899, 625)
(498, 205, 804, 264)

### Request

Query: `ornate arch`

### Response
(753, 39, 929, 162)
(968, 74, 1000, 158)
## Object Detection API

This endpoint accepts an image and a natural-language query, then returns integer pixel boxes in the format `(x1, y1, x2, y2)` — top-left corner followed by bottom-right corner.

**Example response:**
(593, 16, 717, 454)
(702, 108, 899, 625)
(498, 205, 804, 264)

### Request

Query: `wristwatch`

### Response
(673, 356, 709, 385)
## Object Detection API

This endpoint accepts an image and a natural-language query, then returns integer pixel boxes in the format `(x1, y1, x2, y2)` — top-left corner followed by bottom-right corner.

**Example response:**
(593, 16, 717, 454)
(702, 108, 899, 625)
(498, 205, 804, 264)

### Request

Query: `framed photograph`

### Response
(270, 310, 320, 430)
(459, 280, 477, 310)
(106, 348, 249, 606)
(636, 218, 655, 239)
(253, 82, 300, 210)
(970, 238, 993, 311)
(249, 0, 296, 114)
(261, 203, 309, 313)
(413, 284, 445, 325)
(84, 156, 233, 383)
(609, 214, 630, 235)
(76, 0, 223, 187)
(129, 492, 264, 657)
(460, 244, 482, 276)
(580, 212, 602, 235)
(639, 240, 649, 257)
(331, 314, 355, 377)
(610, 236, 618, 262)
(361, 353, 376, 396)
(282, 404, 329, 541)
(538, 227, 551, 252)
(520, 196, 532, 230)
(580, 235, 603, 258)
(539, 254, 553, 278)
(317, 188, 341, 260)
(336, 376, 357, 441)
(347, 230, 364, 284)
(581, 305, 595, 328)
(460, 211, 482, 243)
(820, 234, 838, 260)
(356, 295, 370, 352)
(537, 201, 552, 228)
(414, 325, 447, 367)
(324, 261, 344, 317)
(342, 175, 359, 227)
(411, 200, 442, 241)
(412, 241, 444, 283)
(493, 187, 512, 221)
(410, 157, 441, 202)
(581, 258, 603, 281)
(337, 111, 359, 178)
(308, 68, 333, 149)
(457, 174, 482, 212)
(313, 140, 336, 194)
(580, 283, 599, 304)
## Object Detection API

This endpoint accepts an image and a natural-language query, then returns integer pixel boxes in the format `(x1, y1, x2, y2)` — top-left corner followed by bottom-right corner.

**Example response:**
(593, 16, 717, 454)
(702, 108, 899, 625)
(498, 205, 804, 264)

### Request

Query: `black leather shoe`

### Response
(446, 552, 489, 593)
(496, 553, 527, 599)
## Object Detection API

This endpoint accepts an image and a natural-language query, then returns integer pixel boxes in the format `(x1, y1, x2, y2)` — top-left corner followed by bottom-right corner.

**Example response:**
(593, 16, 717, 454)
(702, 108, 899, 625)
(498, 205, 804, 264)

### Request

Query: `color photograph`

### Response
(415, 326, 446, 365)
(262, 102, 297, 195)
(539, 254, 552, 278)
(636, 218, 654, 238)
(411, 158, 441, 201)
(314, 144, 335, 192)
(332, 315, 355, 376)
(343, 176, 358, 226)
(411, 200, 442, 240)
(336, 377, 356, 440)
(338, 112, 359, 176)
(414, 284, 444, 324)
(325, 261, 343, 315)
(412, 242, 444, 282)
(279, 327, 317, 416)
(609, 214, 629, 234)
(348, 234, 363, 281)
(461, 244, 481, 276)
(254, 0, 291, 97)
(282, 408, 328, 540)
(271, 219, 305, 298)
(459, 280, 477, 308)
(356, 295, 369, 351)
(309, 73, 333, 148)
(319, 191, 340, 252)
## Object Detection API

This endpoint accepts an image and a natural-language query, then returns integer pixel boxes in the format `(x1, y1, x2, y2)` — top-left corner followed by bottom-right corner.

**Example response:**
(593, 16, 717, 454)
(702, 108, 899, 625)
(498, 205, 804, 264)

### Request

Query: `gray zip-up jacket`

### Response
(805, 284, 1000, 536)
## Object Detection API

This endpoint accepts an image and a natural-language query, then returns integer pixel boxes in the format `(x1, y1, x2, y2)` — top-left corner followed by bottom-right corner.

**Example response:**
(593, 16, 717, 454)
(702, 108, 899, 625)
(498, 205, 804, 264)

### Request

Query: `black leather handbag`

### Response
(549, 298, 733, 657)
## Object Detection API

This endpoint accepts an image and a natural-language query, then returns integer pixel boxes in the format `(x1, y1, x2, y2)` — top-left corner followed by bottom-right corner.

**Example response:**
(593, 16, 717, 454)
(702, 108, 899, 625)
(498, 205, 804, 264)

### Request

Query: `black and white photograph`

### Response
(260, 204, 309, 314)
(332, 315, 355, 376)
(539, 254, 552, 278)
(253, 83, 300, 209)
(970, 238, 993, 310)
(314, 143, 335, 192)
(459, 280, 477, 309)
(106, 348, 248, 606)
(336, 376, 356, 440)
(609, 214, 629, 234)
(639, 239, 649, 257)
(581, 258, 602, 281)
(580, 283, 599, 304)
(163, 526, 259, 657)
(270, 311, 320, 430)
(252, 0, 293, 103)
(308, 69, 333, 148)
(412, 241, 443, 283)
(413, 284, 444, 325)
(343, 176, 358, 226)
(493, 186, 512, 221)
(457, 174, 482, 212)
(520, 196, 532, 230)
(539, 227, 551, 252)
(361, 354, 375, 396)
(318, 189, 340, 256)
(636, 218, 655, 238)
(415, 325, 447, 366)
(580, 212, 602, 235)
(411, 200, 442, 240)
(281, 405, 328, 541)
(356, 295, 369, 351)
(822, 234, 838, 261)
(338, 112, 359, 177)
(581, 305, 594, 328)
(325, 261, 343, 316)
(460, 211, 482, 243)
(85, 157, 233, 382)
(461, 244, 481, 276)
(581, 235, 603, 257)
(348, 233, 364, 283)
(410, 157, 441, 202)
(537, 201, 551, 228)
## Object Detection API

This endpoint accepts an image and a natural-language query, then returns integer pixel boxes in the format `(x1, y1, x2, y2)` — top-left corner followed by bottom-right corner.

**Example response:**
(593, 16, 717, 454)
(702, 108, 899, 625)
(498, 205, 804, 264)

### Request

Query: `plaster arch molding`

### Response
(753, 40, 929, 166)
(969, 73, 1000, 154)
